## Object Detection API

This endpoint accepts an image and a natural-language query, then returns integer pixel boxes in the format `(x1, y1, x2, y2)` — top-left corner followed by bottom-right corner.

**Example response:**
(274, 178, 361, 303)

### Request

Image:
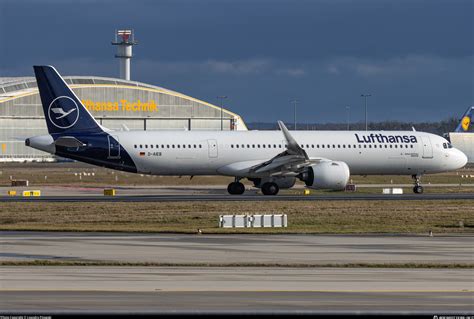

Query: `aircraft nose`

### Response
(455, 149, 468, 169)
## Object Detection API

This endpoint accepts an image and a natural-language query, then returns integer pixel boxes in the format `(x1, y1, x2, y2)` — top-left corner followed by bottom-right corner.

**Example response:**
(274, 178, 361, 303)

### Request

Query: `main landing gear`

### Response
(227, 178, 245, 195)
(261, 182, 279, 196)
(412, 174, 424, 194)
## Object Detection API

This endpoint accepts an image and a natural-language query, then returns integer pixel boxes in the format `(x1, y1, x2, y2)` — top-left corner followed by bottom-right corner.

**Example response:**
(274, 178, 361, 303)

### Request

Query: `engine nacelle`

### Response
(250, 176, 296, 189)
(302, 161, 350, 190)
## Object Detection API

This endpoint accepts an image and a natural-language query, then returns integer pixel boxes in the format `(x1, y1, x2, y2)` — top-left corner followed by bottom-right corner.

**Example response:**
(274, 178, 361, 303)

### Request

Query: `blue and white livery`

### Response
(26, 66, 468, 195)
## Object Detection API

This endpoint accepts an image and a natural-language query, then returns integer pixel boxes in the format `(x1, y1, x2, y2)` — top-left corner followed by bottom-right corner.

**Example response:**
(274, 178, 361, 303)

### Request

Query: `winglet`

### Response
(278, 121, 308, 159)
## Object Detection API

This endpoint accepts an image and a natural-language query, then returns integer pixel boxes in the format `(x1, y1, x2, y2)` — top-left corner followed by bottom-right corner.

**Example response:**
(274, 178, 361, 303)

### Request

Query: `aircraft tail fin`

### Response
(33, 65, 104, 135)
(454, 106, 473, 132)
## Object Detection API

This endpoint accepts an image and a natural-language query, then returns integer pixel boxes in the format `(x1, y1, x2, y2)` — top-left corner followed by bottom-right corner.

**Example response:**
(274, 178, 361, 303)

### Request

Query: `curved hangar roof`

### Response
(0, 75, 247, 131)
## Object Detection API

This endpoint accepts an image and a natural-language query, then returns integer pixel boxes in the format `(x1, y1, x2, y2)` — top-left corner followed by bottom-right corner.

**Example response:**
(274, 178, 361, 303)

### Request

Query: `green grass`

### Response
(1, 200, 473, 234)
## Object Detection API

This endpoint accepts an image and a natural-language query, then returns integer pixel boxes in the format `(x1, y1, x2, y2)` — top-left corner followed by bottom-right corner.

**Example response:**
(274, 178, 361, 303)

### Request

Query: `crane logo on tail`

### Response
(48, 96, 80, 129)
(461, 116, 470, 131)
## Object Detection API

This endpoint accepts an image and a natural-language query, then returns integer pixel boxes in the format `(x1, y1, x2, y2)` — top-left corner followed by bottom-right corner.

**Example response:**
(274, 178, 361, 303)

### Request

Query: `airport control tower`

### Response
(112, 29, 137, 81)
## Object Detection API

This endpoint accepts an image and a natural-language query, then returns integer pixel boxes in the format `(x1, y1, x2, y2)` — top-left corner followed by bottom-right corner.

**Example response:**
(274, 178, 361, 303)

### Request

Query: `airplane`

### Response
(454, 106, 473, 133)
(26, 66, 468, 195)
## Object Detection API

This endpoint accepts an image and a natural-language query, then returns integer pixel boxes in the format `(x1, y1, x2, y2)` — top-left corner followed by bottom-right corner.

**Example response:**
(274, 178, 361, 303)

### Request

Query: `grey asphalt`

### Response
(2, 193, 474, 202)
(1, 232, 473, 264)
(2, 232, 473, 312)
(1, 267, 473, 312)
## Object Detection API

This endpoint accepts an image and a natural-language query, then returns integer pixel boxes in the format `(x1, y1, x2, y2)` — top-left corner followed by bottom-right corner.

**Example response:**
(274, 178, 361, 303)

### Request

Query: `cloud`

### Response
(134, 58, 307, 77)
(323, 55, 473, 78)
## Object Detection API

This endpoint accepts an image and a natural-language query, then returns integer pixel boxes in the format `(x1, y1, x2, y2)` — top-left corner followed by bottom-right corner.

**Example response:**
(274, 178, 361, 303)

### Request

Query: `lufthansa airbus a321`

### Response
(26, 66, 468, 195)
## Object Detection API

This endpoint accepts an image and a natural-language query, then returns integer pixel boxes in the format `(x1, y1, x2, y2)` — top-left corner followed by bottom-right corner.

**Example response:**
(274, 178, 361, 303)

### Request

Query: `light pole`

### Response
(346, 106, 351, 130)
(217, 96, 227, 131)
(360, 94, 371, 131)
(290, 98, 299, 130)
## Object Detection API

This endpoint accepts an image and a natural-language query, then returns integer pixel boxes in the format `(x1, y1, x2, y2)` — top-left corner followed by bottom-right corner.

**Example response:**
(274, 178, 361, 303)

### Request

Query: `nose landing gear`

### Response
(412, 174, 424, 194)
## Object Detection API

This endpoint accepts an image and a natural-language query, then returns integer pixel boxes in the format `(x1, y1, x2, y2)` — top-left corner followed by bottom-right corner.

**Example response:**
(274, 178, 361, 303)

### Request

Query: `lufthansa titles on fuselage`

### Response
(355, 133, 418, 144)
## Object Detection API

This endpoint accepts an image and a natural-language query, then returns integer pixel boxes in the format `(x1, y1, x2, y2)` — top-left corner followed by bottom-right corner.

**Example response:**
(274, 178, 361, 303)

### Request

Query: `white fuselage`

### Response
(111, 130, 467, 176)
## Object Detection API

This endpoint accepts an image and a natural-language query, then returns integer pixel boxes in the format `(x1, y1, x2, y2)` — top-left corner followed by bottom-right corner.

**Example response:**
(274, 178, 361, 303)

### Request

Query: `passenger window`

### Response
(236, 145, 239, 148)
(150, 145, 153, 148)
(199, 145, 202, 148)
(140, 144, 143, 148)
(262, 144, 265, 148)
(411, 145, 414, 148)
(231, 144, 234, 148)
(273, 144, 276, 148)
(368, 145, 371, 148)
(390, 145, 393, 148)
(347, 145, 350, 148)
(145, 145, 148, 148)
(134, 145, 137, 148)
(177, 145, 180, 148)
(364, 145, 367, 148)
(322, 145, 325, 148)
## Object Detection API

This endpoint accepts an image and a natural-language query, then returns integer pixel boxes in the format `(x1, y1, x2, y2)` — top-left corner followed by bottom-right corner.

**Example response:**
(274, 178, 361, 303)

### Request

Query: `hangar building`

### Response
(0, 76, 247, 162)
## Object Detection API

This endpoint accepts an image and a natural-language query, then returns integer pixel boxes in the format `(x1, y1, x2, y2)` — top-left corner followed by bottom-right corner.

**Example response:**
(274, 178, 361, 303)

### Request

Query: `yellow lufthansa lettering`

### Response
(81, 99, 158, 113)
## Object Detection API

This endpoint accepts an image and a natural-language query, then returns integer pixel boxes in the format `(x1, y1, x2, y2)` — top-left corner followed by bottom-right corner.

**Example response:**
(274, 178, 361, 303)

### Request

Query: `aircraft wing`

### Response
(217, 121, 326, 177)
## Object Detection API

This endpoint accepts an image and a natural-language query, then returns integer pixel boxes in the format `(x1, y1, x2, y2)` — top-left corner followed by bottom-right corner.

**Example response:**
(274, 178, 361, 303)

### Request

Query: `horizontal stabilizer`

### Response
(54, 136, 87, 147)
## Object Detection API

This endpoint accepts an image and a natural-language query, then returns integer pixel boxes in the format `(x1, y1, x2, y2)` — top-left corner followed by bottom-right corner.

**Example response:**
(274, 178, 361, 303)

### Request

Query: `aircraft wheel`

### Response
(413, 185, 424, 194)
(261, 182, 279, 196)
(227, 182, 245, 195)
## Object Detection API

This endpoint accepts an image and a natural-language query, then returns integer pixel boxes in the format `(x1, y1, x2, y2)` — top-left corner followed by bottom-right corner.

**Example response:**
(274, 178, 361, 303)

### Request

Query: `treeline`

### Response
(247, 117, 464, 136)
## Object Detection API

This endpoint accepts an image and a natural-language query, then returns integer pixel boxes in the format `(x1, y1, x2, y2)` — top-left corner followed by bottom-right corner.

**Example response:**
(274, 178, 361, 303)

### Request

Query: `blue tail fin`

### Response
(33, 65, 104, 135)
(454, 106, 473, 132)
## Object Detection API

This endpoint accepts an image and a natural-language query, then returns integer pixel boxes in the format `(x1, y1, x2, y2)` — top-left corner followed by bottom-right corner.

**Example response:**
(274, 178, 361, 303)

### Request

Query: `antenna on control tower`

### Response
(112, 29, 137, 81)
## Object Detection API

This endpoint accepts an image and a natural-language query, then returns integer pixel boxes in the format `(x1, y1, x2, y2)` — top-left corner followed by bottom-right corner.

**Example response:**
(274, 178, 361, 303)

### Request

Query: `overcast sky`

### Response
(1, 0, 472, 123)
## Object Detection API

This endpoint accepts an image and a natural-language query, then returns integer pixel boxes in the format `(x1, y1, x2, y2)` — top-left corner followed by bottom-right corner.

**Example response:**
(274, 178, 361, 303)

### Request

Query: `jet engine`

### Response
(300, 161, 350, 190)
(249, 176, 297, 189)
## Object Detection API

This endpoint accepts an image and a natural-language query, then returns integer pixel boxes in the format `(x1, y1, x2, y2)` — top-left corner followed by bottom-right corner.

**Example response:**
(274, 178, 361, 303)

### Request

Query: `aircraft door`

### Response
(108, 135, 121, 159)
(207, 139, 218, 158)
(421, 136, 433, 159)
